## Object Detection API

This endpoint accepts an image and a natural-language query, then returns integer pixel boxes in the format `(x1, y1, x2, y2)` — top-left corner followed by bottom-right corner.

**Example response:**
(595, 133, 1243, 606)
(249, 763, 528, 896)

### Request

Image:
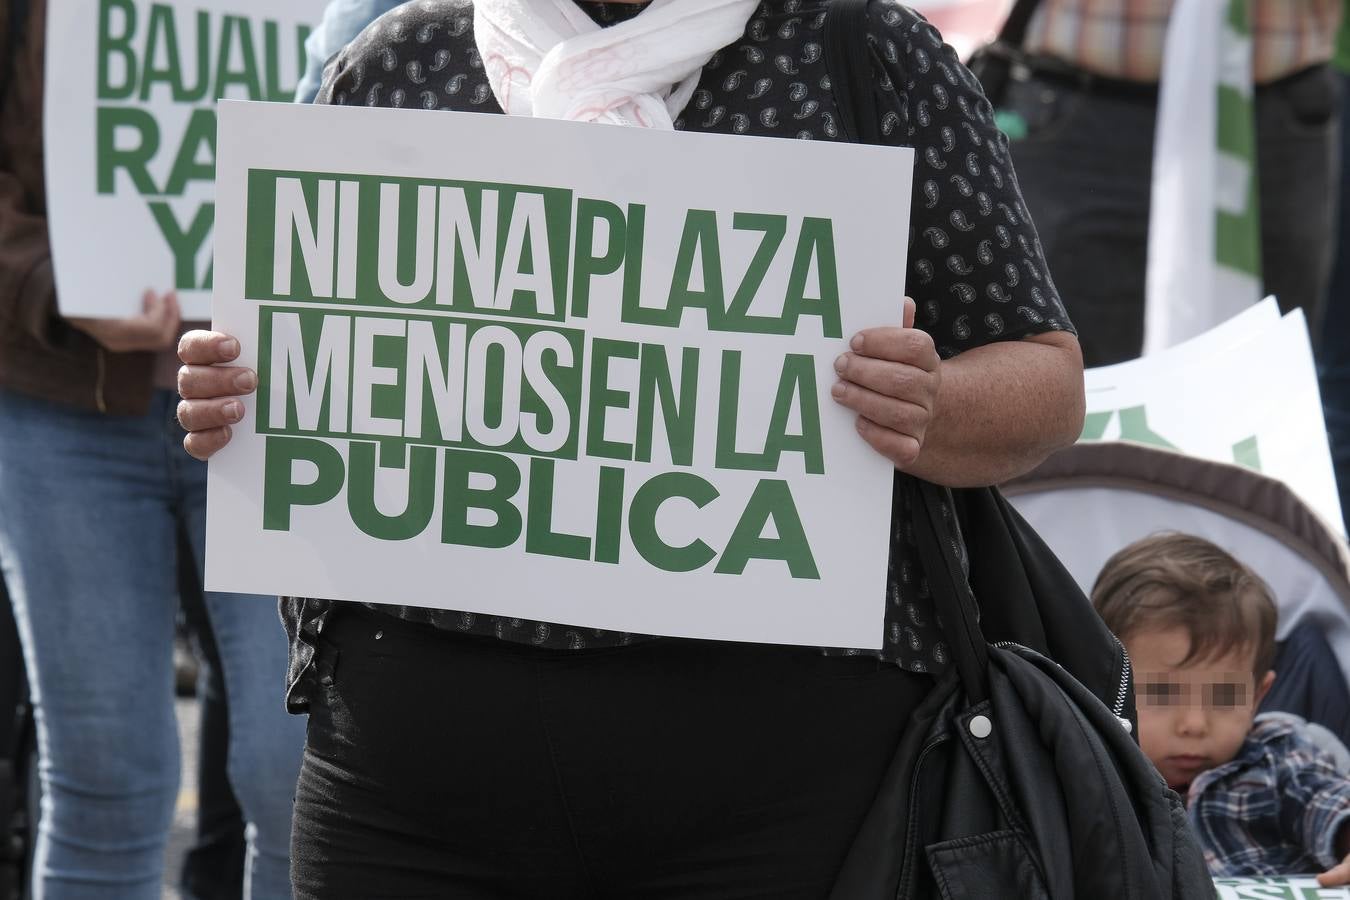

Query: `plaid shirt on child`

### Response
(1024, 0, 1342, 84)
(1188, 713, 1350, 877)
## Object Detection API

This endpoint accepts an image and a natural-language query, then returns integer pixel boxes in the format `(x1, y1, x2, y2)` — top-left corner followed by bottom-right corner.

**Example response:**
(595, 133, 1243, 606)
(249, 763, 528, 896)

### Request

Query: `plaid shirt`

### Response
(1024, 0, 1343, 84)
(1188, 713, 1350, 877)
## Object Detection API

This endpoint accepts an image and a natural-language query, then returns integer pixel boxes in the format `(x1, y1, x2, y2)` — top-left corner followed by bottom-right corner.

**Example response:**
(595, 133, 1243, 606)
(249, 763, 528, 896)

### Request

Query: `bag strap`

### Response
(823, 0, 1045, 135)
(822, 0, 990, 702)
(822, 0, 879, 145)
(996, 0, 1044, 48)
(825, 0, 1043, 130)
(913, 482, 989, 704)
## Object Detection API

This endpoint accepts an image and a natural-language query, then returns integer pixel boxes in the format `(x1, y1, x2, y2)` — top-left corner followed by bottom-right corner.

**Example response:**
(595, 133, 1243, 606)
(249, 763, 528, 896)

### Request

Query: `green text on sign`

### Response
(243, 170, 844, 337)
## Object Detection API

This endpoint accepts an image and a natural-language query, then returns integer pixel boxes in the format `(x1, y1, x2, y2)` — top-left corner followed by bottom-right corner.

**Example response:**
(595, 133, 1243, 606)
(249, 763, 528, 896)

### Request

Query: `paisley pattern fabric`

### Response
(281, 0, 1074, 712)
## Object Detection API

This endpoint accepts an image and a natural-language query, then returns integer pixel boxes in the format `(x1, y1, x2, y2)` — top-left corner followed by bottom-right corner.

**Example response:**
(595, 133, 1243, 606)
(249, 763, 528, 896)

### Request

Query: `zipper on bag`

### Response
(991, 639, 1134, 729)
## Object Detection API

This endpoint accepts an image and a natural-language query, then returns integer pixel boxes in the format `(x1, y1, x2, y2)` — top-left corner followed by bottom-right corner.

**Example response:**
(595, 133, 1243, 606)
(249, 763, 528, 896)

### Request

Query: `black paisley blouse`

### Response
(280, 0, 1075, 712)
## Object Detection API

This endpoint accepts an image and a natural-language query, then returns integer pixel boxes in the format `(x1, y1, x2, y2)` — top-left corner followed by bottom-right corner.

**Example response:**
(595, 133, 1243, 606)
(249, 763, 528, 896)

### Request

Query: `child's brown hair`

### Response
(1091, 533, 1278, 678)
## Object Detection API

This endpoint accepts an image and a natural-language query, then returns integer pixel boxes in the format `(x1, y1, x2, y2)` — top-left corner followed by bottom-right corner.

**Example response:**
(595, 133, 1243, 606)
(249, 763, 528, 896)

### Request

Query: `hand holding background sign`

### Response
(70, 289, 181, 352)
(44, 0, 328, 319)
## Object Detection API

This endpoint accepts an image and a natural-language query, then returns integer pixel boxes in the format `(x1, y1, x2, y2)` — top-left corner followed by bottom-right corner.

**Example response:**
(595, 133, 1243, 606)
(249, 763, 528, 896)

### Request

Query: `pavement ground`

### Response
(165, 695, 200, 900)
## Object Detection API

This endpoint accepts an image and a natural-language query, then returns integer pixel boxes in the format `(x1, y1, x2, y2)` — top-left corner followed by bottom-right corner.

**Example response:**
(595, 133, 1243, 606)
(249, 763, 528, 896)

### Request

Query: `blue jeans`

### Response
(0, 389, 304, 899)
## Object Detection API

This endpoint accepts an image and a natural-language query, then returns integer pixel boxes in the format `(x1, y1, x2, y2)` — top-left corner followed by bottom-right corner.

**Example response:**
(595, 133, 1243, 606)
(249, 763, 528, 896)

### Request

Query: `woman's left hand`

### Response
(831, 296, 941, 470)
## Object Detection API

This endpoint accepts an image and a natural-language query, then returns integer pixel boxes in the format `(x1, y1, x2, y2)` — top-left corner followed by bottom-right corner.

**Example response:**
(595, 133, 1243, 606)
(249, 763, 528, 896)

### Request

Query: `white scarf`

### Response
(473, 0, 759, 129)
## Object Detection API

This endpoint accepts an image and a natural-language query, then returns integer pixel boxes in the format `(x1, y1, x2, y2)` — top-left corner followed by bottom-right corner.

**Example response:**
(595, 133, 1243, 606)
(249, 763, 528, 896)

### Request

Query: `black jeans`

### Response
(291, 607, 931, 899)
(1320, 70, 1350, 536)
(1005, 64, 1340, 367)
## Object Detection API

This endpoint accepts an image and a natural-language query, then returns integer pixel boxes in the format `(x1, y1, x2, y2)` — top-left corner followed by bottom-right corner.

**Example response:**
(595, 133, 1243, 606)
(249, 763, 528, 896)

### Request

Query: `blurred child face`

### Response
(1124, 626, 1275, 791)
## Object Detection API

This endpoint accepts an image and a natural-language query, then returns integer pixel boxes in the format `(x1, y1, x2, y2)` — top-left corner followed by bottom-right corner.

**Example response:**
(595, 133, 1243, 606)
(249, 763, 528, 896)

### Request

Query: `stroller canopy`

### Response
(1003, 442, 1350, 686)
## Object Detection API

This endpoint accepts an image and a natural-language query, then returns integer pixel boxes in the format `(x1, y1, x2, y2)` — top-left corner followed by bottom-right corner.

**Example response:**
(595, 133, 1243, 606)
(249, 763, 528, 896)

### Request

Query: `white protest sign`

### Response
(1084, 297, 1279, 394)
(205, 101, 911, 648)
(44, 0, 327, 320)
(1081, 308, 1345, 535)
(1214, 877, 1350, 899)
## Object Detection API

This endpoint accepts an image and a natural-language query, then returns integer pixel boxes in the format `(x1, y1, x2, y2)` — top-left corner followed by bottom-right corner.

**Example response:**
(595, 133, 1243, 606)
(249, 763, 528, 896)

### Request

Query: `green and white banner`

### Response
(1143, 0, 1261, 353)
(204, 101, 910, 647)
(1215, 877, 1350, 898)
(44, 0, 327, 319)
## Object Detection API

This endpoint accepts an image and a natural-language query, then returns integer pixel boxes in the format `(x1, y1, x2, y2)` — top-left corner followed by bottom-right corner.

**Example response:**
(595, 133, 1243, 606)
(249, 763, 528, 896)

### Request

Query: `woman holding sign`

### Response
(179, 0, 1085, 895)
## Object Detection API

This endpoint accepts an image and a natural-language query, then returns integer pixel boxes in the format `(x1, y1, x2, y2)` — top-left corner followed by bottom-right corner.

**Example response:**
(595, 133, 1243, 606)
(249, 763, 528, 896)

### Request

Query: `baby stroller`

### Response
(1004, 440, 1350, 745)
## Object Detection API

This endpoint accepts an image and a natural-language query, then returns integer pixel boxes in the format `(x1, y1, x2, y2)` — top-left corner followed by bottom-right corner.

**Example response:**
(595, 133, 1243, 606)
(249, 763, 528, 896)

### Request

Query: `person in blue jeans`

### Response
(0, 2, 305, 897)
(296, 0, 406, 104)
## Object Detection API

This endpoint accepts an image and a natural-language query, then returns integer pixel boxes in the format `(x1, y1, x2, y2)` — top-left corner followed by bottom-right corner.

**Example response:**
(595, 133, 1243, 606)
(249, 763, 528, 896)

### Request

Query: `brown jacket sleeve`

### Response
(0, 0, 60, 349)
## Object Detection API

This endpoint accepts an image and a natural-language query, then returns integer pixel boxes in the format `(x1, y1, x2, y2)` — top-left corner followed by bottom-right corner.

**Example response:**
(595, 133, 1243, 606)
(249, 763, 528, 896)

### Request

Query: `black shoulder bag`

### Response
(829, 481, 1216, 899)
(820, 7, 1216, 898)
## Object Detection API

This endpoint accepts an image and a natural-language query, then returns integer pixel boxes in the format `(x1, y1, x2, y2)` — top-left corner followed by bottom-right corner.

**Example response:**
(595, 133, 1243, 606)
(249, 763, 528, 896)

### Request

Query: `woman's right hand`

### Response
(176, 330, 257, 460)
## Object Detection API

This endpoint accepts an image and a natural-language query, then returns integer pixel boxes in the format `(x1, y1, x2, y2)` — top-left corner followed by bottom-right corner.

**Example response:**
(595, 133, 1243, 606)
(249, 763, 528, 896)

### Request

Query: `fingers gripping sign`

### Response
(830, 297, 941, 470)
(177, 330, 257, 461)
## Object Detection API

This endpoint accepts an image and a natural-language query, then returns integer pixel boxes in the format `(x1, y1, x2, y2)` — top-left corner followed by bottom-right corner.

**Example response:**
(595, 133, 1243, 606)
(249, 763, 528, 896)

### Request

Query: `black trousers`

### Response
(291, 607, 931, 899)
(1321, 69, 1350, 536)
(1005, 64, 1340, 367)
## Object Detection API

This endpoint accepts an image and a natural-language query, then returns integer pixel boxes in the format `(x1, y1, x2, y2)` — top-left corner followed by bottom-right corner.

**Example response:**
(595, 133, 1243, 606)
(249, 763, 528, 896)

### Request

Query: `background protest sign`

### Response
(1144, 0, 1261, 353)
(205, 101, 912, 649)
(1214, 877, 1350, 899)
(44, 0, 326, 319)
(1080, 301, 1345, 535)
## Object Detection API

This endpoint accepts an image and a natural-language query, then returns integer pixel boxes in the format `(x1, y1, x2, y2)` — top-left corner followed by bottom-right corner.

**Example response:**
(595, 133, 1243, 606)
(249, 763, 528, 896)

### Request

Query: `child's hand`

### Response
(1322, 823, 1350, 886)
(1320, 853, 1350, 887)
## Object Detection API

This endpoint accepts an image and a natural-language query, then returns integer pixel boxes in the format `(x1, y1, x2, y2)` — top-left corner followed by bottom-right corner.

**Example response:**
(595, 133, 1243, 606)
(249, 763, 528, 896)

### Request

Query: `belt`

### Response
(1011, 54, 1159, 102)
(1012, 55, 1333, 103)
